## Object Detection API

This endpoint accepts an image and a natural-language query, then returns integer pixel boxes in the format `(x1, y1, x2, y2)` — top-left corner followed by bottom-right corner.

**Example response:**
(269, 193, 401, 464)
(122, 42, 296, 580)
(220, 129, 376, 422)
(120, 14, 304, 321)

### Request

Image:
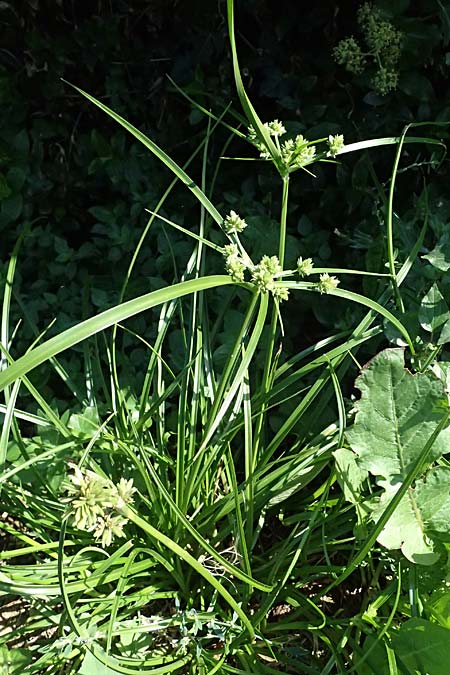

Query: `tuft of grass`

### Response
(1, 1, 449, 674)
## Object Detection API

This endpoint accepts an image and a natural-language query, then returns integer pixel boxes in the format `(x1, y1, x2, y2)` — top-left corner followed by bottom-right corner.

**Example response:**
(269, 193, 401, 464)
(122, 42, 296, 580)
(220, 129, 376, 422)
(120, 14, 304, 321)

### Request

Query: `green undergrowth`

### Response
(2, 2, 450, 674)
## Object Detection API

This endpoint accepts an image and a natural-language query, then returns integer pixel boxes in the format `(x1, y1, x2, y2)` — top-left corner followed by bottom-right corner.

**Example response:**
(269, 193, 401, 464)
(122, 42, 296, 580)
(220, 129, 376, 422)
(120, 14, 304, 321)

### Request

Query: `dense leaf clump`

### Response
(2, 1, 450, 674)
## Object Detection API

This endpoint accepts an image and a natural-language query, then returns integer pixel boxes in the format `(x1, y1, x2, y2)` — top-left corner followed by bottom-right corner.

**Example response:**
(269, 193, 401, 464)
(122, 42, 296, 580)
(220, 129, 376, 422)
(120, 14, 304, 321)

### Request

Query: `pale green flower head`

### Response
(247, 124, 271, 159)
(280, 138, 294, 163)
(317, 273, 340, 294)
(65, 463, 136, 546)
(93, 513, 128, 548)
(272, 286, 289, 302)
(223, 243, 247, 283)
(66, 463, 114, 531)
(293, 140, 316, 168)
(327, 134, 345, 158)
(260, 255, 282, 276)
(249, 119, 286, 140)
(297, 257, 314, 277)
(267, 119, 286, 137)
(223, 210, 247, 235)
(248, 121, 320, 175)
(71, 497, 104, 531)
(251, 255, 288, 300)
(247, 124, 257, 142)
(226, 257, 246, 283)
(281, 135, 316, 170)
(223, 243, 239, 258)
(114, 477, 137, 509)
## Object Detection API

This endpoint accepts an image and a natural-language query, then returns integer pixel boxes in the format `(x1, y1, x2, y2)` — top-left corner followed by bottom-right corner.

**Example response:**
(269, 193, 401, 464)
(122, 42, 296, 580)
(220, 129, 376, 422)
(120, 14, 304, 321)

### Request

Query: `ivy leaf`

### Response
(419, 283, 450, 334)
(68, 406, 100, 439)
(0, 645, 32, 675)
(346, 348, 450, 564)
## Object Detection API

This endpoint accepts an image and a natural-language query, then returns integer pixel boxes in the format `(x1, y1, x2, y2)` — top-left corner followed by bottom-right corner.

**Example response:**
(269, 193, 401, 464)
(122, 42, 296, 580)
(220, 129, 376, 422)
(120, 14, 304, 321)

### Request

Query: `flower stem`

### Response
(252, 175, 290, 469)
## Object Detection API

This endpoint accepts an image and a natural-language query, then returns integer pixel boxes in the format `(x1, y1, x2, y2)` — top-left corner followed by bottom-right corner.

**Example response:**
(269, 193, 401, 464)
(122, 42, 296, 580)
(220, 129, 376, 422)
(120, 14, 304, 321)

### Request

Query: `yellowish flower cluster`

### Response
(65, 464, 136, 547)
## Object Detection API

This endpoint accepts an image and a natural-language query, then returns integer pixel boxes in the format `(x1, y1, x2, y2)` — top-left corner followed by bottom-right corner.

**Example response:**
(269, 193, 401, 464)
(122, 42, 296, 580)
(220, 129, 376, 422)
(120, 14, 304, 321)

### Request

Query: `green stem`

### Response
(199, 291, 259, 450)
(278, 175, 289, 267)
(386, 126, 411, 313)
(252, 175, 290, 466)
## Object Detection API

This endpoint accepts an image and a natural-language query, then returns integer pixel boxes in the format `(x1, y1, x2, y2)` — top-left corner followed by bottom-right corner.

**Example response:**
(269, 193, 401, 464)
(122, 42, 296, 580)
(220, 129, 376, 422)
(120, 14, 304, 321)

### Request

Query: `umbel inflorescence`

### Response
(221, 219, 340, 302)
(334, 3, 402, 95)
(219, 122, 343, 301)
(248, 122, 344, 173)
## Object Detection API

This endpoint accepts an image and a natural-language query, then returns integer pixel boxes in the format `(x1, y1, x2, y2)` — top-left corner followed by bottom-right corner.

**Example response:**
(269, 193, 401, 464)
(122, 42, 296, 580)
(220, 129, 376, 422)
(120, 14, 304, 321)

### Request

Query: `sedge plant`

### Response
(1, 1, 449, 674)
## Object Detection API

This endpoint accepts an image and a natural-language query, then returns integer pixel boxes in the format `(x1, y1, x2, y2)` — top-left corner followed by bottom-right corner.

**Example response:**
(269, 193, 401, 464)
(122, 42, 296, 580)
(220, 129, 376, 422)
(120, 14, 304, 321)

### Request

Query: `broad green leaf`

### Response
(438, 317, 450, 345)
(423, 233, 450, 271)
(0, 172, 11, 200)
(399, 72, 435, 101)
(370, 478, 439, 565)
(392, 617, 450, 675)
(431, 360, 450, 391)
(347, 349, 450, 478)
(419, 283, 450, 333)
(354, 635, 390, 675)
(346, 348, 450, 563)
(1, 193, 23, 223)
(415, 466, 450, 531)
(427, 587, 450, 629)
(358, 617, 450, 675)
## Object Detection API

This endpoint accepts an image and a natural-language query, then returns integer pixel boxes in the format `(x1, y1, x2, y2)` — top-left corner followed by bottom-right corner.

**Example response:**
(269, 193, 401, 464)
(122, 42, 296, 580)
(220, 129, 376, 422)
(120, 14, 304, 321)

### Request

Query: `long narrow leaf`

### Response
(63, 81, 224, 226)
(283, 281, 414, 353)
(226, 0, 281, 168)
(0, 276, 237, 393)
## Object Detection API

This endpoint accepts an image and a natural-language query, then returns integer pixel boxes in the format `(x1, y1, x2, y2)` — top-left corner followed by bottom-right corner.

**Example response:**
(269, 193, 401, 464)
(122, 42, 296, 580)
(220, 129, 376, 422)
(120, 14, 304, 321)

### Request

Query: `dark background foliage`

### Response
(2, 0, 450, 408)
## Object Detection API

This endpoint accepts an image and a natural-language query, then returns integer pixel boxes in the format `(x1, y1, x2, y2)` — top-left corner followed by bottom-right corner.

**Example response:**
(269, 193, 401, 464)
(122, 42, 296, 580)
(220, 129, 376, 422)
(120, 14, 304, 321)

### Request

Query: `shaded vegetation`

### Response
(2, 1, 450, 673)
